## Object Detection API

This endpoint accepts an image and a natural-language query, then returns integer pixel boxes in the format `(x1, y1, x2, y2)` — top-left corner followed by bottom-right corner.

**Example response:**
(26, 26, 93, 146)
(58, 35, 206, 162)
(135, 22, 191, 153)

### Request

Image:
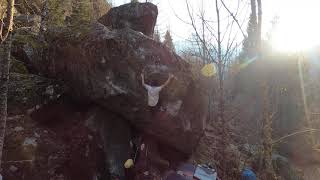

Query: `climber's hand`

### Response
(169, 74, 177, 80)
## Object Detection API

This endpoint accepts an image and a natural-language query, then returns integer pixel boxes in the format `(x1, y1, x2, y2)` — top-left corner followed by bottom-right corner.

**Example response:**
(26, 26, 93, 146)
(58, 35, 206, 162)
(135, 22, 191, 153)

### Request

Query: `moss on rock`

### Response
(8, 73, 65, 113)
(10, 57, 29, 74)
(13, 31, 43, 50)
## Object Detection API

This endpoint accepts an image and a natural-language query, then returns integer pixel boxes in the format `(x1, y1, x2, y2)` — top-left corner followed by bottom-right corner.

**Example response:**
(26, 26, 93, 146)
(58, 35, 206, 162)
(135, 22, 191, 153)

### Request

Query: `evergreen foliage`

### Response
(239, 14, 257, 61)
(163, 30, 175, 52)
(153, 28, 161, 42)
(69, 0, 93, 27)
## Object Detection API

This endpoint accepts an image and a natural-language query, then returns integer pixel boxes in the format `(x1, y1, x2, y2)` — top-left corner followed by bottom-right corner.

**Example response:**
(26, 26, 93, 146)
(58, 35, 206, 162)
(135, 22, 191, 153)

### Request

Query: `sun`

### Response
(271, 1, 320, 52)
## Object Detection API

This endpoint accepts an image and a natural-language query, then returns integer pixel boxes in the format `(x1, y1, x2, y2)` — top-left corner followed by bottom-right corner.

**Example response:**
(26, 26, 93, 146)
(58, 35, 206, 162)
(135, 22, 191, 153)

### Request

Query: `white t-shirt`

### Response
(144, 84, 163, 107)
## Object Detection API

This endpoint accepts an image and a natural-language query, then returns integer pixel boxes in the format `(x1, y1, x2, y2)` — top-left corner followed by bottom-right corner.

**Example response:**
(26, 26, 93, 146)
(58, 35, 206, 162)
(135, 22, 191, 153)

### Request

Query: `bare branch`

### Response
(167, 0, 192, 26)
(185, 0, 217, 64)
(220, 0, 246, 38)
(0, 0, 15, 43)
(0, 16, 4, 40)
(221, 16, 234, 43)
(23, 0, 37, 15)
(272, 129, 320, 145)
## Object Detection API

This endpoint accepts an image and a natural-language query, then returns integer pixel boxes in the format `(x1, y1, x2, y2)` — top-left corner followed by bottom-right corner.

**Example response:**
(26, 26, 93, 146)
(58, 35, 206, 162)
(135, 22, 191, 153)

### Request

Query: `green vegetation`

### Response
(13, 32, 43, 50)
(48, 0, 66, 27)
(163, 30, 175, 52)
(69, 0, 93, 27)
(10, 57, 29, 74)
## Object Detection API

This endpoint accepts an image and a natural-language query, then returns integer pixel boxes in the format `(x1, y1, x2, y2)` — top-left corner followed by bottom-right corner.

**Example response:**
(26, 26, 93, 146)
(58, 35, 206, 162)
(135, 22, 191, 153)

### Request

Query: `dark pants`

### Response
(124, 168, 135, 180)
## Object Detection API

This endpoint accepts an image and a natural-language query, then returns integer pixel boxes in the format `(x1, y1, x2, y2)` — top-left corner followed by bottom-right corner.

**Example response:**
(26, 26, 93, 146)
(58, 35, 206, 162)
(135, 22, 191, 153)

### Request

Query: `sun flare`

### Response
(271, 1, 320, 52)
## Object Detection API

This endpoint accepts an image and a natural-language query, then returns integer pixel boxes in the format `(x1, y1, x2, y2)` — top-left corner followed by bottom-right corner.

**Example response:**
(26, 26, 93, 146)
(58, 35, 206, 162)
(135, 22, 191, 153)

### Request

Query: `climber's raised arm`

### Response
(141, 73, 146, 86)
(160, 74, 175, 89)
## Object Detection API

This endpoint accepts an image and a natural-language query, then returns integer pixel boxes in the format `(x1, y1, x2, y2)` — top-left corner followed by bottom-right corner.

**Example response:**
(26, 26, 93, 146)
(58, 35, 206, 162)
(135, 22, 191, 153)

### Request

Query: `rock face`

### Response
(89, 107, 132, 179)
(98, 2, 158, 36)
(30, 3, 207, 154)
(8, 73, 64, 113)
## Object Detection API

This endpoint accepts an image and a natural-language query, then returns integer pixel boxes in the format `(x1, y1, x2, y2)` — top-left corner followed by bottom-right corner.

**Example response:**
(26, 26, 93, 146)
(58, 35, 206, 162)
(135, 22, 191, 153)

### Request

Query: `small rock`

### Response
(88, 135, 93, 140)
(166, 100, 183, 116)
(9, 165, 18, 172)
(14, 126, 24, 132)
(45, 85, 54, 95)
(44, 130, 48, 133)
(34, 132, 40, 138)
(26, 107, 35, 115)
(56, 174, 64, 180)
(23, 137, 37, 147)
(93, 174, 98, 180)
(101, 57, 106, 64)
(85, 145, 90, 157)
(7, 115, 24, 121)
(48, 169, 55, 175)
(35, 105, 41, 110)
(22, 97, 28, 103)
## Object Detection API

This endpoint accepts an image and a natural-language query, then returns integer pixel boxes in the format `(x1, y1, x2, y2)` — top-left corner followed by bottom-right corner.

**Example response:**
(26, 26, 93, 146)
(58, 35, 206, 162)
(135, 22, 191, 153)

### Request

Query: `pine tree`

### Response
(163, 30, 175, 52)
(153, 28, 161, 42)
(239, 0, 262, 61)
(241, 14, 257, 60)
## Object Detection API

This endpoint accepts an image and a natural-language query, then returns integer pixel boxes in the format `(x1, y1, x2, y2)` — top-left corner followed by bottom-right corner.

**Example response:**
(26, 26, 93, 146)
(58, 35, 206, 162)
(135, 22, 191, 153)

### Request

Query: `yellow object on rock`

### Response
(124, 159, 134, 168)
(201, 63, 216, 77)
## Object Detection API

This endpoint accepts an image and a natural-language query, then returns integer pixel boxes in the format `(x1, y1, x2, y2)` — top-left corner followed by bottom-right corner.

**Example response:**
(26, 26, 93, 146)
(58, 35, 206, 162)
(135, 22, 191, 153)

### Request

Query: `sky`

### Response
(110, 0, 320, 52)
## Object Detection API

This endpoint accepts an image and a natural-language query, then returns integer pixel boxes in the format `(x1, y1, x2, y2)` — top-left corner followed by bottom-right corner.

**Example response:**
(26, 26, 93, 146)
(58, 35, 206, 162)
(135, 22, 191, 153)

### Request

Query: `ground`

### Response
(3, 98, 106, 180)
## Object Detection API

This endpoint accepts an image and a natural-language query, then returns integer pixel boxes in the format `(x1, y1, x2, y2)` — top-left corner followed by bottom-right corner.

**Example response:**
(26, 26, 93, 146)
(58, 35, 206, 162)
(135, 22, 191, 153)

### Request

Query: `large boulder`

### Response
(98, 2, 158, 36)
(53, 23, 206, 153)
(35, 22, 207, 154)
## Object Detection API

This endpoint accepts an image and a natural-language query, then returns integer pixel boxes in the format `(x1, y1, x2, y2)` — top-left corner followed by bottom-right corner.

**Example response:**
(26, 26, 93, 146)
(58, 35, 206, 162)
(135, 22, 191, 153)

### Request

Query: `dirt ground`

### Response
(3, 99, 106, 180)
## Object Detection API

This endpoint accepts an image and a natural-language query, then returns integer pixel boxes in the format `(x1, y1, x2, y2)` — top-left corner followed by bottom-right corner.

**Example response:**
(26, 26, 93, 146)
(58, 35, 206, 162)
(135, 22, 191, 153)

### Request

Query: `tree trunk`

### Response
(0, 33, 12, 170)
(0, 0, 15, 171)
(250, 0, 257, 26)
(215, 0, 229, 178)
(257, 0, 262, 55)
(215, 0, 223, 133)
(39, 0, 49, 41)
(249, 0, 258, 56)
(0, 0, 14, 42)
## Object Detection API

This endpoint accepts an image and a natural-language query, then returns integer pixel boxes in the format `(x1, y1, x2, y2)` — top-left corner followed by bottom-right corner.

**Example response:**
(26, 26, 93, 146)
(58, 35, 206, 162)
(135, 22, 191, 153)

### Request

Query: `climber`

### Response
(133, 136, 169, 179)
(141, 71, 175, 107)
